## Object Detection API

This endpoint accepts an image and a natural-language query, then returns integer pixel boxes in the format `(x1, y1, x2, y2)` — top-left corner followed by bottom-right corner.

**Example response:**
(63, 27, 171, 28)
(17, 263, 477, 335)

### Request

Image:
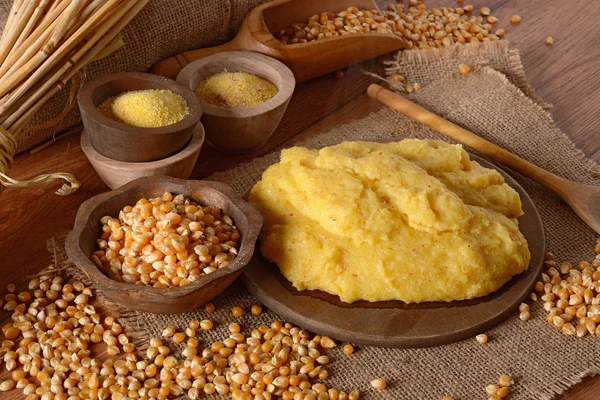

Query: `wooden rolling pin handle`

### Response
(150, 41, 238, 80)
(367, 84, 574, 197)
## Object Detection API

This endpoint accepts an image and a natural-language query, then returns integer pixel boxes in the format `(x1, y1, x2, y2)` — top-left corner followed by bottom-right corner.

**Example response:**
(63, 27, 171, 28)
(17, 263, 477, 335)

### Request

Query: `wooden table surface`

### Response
(1, 0, 599, 399)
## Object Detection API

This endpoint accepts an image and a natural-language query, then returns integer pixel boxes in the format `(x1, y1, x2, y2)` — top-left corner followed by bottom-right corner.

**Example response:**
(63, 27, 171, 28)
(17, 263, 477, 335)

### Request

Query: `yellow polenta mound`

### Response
(249, 140, 531, 303)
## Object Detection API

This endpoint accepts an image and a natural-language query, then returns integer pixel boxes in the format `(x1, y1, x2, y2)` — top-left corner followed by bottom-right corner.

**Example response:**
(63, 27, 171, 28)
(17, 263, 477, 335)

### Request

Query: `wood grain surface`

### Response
(1, 0, 599, 398)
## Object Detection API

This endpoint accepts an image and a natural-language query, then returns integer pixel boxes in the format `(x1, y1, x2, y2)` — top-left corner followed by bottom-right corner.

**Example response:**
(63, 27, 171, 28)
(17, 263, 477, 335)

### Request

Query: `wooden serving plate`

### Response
(241, 154, 545, 348)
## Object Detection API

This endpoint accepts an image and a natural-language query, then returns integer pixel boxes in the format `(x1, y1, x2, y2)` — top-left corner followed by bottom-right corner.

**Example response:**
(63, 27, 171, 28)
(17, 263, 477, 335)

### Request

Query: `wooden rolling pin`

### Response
(367, 83, 600, 235)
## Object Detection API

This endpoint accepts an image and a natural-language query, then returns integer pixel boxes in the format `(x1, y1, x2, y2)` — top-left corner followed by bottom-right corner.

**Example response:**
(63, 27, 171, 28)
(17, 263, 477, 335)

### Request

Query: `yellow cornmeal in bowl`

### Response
(98, 89, 188, 128)
(249, 139, 531, 304)
(195, 71, 278, 108)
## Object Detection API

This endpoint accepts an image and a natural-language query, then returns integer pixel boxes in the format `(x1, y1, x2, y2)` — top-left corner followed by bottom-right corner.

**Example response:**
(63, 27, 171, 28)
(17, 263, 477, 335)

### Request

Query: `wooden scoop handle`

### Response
(367, 83, 573, 197)
(150, 40, 241, 80)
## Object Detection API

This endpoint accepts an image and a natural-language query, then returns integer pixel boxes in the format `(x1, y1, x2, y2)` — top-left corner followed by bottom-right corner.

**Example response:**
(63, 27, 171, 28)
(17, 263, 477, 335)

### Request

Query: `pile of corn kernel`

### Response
(156, 320, 362, 400)
(91, 192, 240, 288)
(0, 275, 364, 399)
(533, 238, 600, 336)
(276, 1, 512, 50)
(0, 275, 137, 396)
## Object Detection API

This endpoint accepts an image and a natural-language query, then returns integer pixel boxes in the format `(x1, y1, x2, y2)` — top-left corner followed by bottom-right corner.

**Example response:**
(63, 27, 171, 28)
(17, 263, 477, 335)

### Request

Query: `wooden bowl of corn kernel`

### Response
(78, 72, 203, 163)
(65, 176, 263, 314)
(176, 51, 295, 154)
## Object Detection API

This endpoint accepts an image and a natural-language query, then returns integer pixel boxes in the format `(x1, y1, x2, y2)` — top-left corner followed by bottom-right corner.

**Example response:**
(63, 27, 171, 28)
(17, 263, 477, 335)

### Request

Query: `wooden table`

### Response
(1, 0, 599, 398)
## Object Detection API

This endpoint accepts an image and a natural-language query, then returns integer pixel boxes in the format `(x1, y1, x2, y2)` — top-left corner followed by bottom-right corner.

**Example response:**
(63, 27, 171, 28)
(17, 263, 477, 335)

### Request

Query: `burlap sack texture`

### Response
(0, 0, 270, 153)
(49, 41, 600, 399)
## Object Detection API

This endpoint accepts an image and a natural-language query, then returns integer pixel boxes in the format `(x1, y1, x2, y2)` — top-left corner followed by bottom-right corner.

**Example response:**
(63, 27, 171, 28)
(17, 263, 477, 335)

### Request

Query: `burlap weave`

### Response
(0, 0, 269, 153)
(49, 41, 600, 399)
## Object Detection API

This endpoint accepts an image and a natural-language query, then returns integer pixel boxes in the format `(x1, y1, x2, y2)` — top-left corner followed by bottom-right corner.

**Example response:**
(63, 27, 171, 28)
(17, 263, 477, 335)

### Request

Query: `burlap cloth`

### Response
(49, 41, 600, 399)
(0, 0, 270, 153)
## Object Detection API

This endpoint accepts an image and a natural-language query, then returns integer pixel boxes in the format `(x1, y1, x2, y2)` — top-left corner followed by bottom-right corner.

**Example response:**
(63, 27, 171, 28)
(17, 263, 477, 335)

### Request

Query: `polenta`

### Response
(249, 140, 531, 303)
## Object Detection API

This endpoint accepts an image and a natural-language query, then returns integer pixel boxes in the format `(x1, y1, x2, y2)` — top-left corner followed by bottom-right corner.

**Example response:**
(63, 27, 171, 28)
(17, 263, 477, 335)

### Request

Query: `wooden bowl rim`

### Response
(66, 177, 263, 299)
(176, 51, 295, 118)
(78, 72, 203, 136)
(80, 123, 205, 170)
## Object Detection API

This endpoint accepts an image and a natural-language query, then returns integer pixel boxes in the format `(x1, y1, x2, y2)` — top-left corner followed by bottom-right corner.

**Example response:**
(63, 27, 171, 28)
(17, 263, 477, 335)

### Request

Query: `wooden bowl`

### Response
(65, 177, 263, 314)
(80, 123, 205, 189)
(78, 72, 203, 162)
(176, 51, 295, 154)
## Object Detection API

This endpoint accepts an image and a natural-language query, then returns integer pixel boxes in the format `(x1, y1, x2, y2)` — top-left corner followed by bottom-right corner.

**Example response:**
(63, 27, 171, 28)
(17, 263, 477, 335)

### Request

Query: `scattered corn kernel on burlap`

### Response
(0, 0, 270, 153)
(50, 41, 600, 400)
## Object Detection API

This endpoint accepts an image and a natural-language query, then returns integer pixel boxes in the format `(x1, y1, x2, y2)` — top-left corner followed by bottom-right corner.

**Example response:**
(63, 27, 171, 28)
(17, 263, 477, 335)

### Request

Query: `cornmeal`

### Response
(249, 140, 531, 303)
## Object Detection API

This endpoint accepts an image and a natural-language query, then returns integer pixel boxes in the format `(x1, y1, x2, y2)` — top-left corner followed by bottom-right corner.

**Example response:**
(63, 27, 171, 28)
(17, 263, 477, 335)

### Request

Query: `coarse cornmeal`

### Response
(249, 140, 531, 303)
(98, 89, 188, 128)
(195, 71, 278, 108)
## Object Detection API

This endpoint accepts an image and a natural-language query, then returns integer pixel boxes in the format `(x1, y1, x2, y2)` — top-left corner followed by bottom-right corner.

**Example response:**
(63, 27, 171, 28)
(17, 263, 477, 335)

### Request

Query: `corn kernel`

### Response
(475, 334, 488, 344)
(370, 378, 387, 390)
(458, 64, 471, 75)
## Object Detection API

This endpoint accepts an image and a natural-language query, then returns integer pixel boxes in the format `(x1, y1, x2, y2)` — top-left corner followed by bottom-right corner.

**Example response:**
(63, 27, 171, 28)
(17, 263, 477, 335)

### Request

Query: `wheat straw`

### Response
(0, 0, 148, 195)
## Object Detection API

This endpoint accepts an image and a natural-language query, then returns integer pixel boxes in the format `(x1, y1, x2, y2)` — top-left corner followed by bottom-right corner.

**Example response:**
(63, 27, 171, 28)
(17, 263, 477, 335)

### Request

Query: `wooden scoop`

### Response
(150, 0, 408, 82)
(367, 83, 600, 235)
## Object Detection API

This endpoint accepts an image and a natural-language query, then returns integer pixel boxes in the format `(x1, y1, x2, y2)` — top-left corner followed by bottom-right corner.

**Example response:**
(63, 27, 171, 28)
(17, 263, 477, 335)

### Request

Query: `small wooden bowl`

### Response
(176, 51, 295, 154)
(65, 177, 263, 314)
(78, 72, 203, 162)
(80, 123, 205, 189)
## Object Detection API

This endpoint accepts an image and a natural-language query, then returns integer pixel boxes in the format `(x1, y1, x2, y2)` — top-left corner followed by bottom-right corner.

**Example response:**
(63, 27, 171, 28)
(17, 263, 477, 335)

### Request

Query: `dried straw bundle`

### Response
(0, 0, 149, 195)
